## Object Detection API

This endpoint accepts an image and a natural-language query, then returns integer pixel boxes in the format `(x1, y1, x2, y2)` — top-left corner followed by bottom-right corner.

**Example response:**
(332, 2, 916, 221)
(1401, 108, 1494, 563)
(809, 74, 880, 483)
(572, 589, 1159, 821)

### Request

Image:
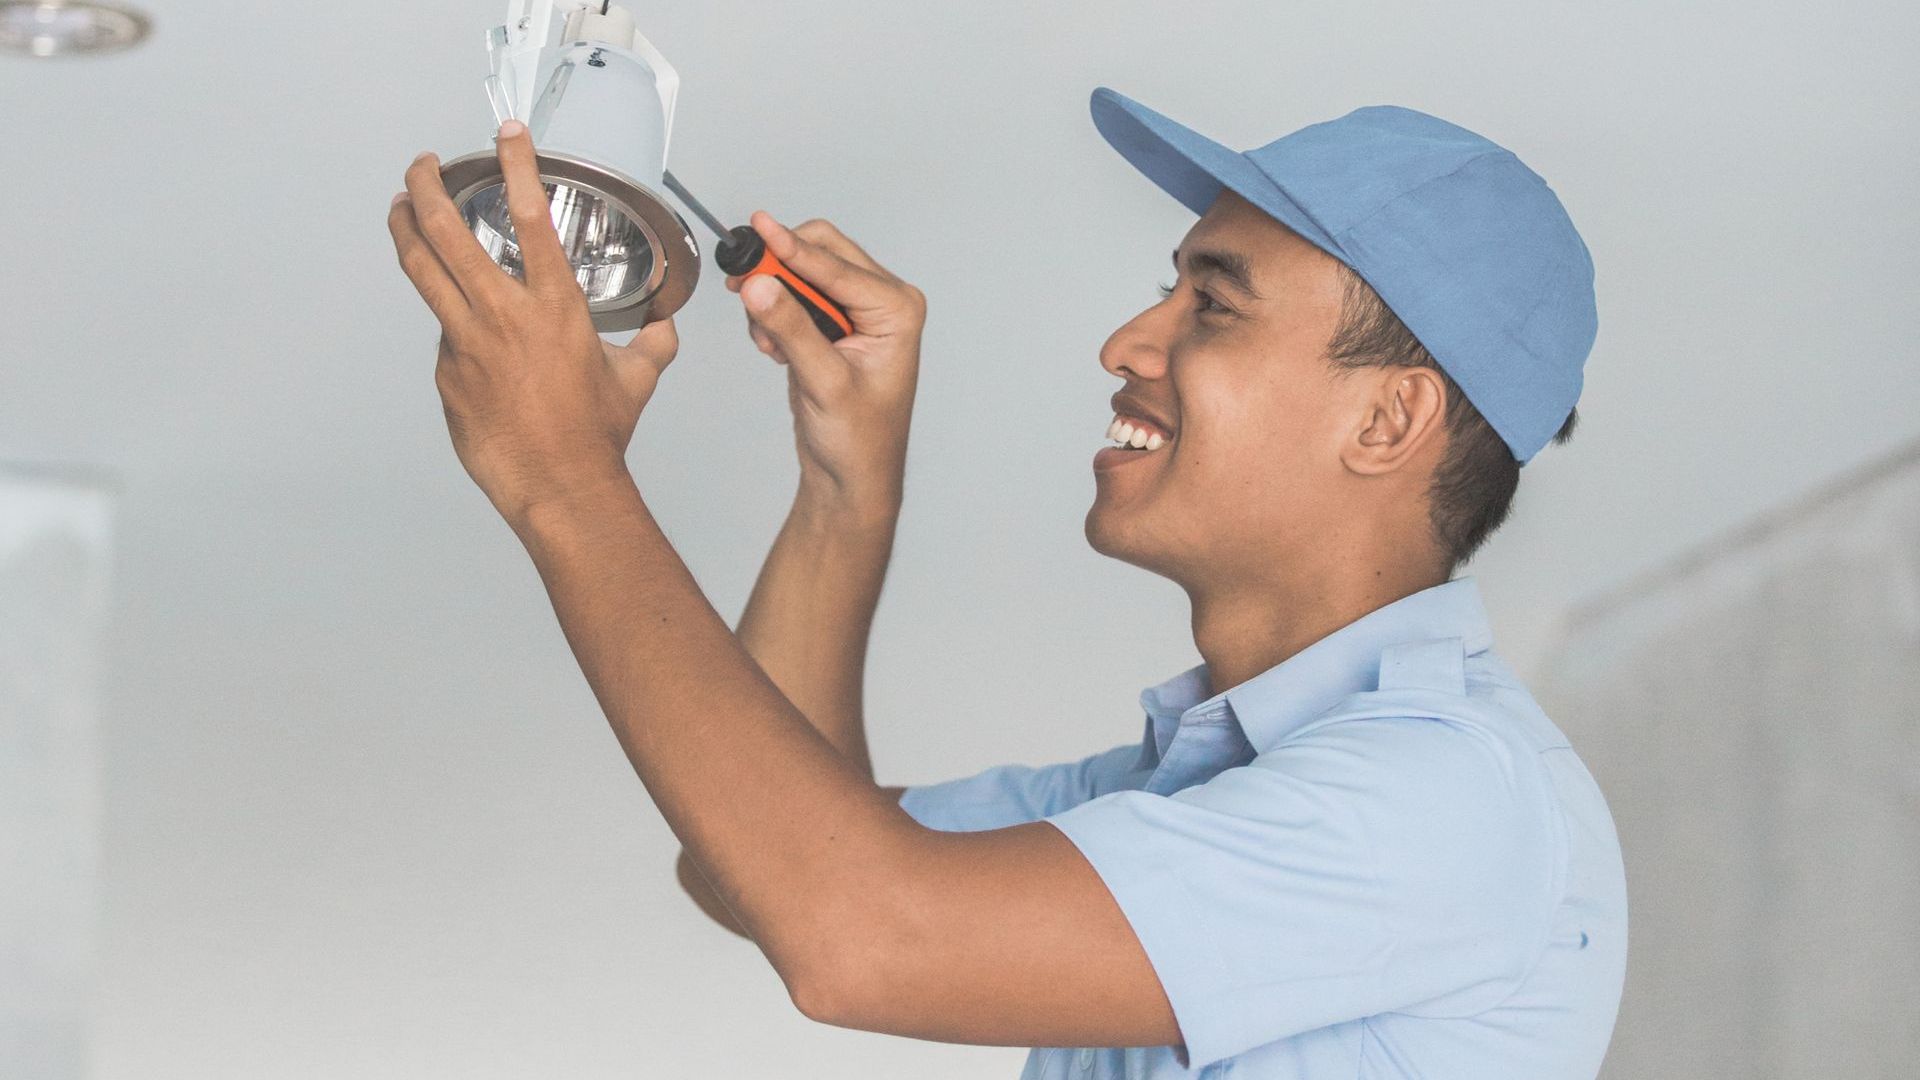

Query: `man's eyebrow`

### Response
(1171, 246, 1264, 300)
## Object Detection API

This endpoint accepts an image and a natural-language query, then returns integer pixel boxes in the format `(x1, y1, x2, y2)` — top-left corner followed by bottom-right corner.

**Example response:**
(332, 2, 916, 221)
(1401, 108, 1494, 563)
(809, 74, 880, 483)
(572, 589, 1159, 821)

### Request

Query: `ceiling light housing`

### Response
(439, 0, 698, 332)
(0, 0, 151, 57)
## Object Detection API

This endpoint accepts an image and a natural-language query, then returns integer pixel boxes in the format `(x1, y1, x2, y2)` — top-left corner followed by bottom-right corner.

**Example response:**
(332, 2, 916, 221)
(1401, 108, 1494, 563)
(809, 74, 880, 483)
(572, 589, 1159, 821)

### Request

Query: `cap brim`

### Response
(1091, 87, 1265, 216)
(1090, 87, 1345, 260)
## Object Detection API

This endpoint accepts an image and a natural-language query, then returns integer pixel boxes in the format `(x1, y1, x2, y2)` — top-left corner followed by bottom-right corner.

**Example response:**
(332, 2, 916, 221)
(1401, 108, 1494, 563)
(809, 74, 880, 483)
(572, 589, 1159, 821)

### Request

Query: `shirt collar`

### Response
(1137, 576, 1495, 756)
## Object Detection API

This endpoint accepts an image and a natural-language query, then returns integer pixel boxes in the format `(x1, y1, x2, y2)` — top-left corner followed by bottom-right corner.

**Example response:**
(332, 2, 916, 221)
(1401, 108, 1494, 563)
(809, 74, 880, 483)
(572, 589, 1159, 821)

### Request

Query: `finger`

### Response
(405, 151, 513, 306)
(748, 323, 787, 364)
(789, 217, 886, 276)
(492, 120, 575, 298)
(745, 211, 895, 317)
(388, 193, 477, 337)
(742, 275, 848, 402)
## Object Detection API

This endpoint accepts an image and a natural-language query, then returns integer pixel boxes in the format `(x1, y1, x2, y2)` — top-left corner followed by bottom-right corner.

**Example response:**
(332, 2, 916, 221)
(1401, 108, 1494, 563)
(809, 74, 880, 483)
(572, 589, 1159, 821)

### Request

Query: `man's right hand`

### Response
(727, 211, 925, 517)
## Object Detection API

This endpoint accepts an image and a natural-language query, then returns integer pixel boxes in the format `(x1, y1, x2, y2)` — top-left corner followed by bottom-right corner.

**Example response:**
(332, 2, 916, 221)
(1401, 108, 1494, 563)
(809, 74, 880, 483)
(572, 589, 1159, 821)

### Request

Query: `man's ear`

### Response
(1341, 366, 1449, 476)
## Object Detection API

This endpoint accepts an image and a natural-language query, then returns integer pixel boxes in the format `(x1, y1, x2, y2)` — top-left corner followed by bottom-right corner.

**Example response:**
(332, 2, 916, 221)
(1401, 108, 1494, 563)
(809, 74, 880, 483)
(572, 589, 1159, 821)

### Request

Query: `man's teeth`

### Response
(1105, 416, 1168, 451)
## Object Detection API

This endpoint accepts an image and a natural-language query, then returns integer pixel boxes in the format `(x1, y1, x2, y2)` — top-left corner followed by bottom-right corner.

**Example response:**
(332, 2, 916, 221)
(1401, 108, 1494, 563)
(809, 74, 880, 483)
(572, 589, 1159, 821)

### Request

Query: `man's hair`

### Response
(1323, 262, 1577, 572)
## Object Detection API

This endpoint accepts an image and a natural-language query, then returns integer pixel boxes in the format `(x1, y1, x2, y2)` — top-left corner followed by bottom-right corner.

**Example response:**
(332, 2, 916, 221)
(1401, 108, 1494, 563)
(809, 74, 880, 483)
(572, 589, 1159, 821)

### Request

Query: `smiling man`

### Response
(389, 85, 1626, 1079)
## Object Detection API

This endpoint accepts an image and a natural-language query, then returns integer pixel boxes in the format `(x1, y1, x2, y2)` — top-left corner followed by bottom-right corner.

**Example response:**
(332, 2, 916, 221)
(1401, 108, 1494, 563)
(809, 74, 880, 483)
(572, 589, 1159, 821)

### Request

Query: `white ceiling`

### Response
(5, 0, 1917, 1075)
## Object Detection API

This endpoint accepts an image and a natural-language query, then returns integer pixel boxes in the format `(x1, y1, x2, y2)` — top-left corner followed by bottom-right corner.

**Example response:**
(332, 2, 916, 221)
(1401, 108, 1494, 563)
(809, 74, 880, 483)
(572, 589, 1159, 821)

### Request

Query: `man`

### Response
(388, 84, 1627, 1078)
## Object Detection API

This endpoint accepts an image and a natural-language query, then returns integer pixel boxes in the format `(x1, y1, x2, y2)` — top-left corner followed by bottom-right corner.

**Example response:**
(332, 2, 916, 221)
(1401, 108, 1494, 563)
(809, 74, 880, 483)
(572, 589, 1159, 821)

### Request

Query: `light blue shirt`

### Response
(897, 577, 1627, 1079)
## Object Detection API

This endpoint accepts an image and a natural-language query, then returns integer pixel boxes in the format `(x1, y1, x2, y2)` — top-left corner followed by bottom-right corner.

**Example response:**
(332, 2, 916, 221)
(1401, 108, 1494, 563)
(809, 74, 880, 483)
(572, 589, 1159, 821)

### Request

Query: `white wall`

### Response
(0, 468, 115, 1079)
(2, 1, 1916, 1076)
(1538, 440, 1920, 1079)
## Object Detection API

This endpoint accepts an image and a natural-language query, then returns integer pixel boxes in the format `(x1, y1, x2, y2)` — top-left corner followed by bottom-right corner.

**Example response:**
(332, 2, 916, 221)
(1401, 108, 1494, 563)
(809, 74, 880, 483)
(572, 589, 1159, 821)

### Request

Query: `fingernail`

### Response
(744, 276, 779, 312)
(499, 119, 525, 138)
(391, 192, 407, 207)
(412, 150, 433, 165)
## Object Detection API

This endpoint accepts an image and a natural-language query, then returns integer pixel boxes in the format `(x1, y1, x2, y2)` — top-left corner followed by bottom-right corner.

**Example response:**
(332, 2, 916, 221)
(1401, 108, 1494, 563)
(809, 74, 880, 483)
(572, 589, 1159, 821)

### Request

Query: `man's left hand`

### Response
(387, 119, 678, 528)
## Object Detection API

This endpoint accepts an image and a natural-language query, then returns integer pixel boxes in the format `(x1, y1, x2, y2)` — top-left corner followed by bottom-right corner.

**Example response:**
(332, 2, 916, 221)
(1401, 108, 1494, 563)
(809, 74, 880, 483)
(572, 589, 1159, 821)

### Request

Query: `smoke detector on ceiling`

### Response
(0, 0, 151, 58)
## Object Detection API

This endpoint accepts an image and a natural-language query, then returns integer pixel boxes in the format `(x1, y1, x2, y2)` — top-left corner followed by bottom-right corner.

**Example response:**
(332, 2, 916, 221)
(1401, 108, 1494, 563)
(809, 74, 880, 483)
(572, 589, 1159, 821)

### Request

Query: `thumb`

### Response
(742, 275, 849, 405)
(607, 316, 678, 399)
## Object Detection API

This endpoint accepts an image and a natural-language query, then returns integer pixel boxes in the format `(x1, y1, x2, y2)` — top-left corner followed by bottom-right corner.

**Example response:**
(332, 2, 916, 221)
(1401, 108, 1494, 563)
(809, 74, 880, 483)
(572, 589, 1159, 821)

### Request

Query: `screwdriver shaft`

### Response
(661, 170, 732, 241)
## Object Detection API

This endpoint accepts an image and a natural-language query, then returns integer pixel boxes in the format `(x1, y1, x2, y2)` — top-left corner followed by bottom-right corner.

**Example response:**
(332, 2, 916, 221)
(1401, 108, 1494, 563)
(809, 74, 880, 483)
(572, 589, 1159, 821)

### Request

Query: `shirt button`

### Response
(1077, 1046, 1094, 1070)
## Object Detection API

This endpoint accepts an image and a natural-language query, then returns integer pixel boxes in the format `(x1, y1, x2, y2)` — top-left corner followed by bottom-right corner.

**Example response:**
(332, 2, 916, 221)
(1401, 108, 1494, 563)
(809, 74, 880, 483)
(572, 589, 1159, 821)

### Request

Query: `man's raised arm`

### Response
(675, 495, 909, 937)
(671, 212, 926, 937)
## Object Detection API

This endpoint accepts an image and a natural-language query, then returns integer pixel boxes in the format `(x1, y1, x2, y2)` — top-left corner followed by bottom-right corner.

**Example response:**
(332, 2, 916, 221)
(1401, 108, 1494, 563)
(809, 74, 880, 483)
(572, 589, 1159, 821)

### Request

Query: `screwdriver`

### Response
(662, 170, 854, 343)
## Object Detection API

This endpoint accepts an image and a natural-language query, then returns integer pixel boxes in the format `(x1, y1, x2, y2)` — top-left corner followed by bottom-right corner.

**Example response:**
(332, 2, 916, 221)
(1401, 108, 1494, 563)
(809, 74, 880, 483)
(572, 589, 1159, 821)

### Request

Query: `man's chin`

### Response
(1083, 500, 1142, 563)
(1086, 522, 1183, 586)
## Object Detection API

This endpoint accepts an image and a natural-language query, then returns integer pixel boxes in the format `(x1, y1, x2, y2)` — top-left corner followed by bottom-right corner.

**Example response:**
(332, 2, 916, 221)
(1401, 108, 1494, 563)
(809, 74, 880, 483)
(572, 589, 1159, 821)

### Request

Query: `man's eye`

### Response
(1156, 281, 1225, 314)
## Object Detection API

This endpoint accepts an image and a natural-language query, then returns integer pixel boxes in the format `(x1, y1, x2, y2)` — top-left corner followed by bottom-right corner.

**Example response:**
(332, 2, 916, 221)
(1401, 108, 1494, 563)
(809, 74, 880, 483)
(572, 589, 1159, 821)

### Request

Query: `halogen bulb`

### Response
(459, 180, 655, 303)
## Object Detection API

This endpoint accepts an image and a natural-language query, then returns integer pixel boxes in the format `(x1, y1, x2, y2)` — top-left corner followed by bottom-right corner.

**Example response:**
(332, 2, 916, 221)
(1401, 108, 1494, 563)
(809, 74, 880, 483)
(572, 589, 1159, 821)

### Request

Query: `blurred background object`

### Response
(1, 465, 116, 1080)
(0, 0, 151, 58)
(2, 0, 1916, 1076)
(1539, 436, 1920, 1079)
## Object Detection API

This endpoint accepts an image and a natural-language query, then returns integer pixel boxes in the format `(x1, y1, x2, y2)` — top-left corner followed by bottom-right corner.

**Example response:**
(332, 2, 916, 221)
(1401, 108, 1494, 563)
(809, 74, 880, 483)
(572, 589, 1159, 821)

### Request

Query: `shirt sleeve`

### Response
(897, 739, 1145, 833)
(1041, 711, 1564, 1070)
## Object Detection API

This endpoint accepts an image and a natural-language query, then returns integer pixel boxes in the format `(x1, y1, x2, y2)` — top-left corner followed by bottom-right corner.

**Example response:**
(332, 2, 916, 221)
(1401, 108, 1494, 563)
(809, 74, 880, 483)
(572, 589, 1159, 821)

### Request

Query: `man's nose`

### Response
(1099, 303, 1173, 381)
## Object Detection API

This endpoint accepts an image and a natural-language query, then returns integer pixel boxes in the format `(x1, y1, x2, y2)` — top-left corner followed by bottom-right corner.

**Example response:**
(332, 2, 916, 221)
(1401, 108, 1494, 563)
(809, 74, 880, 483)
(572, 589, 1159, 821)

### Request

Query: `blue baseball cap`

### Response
(1089, 86, 1596, 464)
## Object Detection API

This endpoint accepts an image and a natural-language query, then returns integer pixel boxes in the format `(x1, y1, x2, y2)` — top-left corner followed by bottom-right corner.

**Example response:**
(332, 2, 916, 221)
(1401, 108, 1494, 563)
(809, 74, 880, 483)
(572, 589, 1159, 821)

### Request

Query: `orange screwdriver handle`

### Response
(741, 248, 853, 342)
(715, 224, 853, 342)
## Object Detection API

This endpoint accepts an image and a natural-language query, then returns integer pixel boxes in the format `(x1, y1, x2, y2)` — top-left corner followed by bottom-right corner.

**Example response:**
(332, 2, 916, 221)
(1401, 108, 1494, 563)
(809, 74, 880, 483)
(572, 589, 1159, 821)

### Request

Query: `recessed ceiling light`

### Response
(0, 0, 152, 58)
(437, 1, 699, 332)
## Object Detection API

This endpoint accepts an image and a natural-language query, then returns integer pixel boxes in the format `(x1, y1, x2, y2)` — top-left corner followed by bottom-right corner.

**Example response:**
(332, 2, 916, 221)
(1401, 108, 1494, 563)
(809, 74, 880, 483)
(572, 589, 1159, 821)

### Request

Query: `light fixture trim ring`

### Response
(438, 147, 700, 332)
